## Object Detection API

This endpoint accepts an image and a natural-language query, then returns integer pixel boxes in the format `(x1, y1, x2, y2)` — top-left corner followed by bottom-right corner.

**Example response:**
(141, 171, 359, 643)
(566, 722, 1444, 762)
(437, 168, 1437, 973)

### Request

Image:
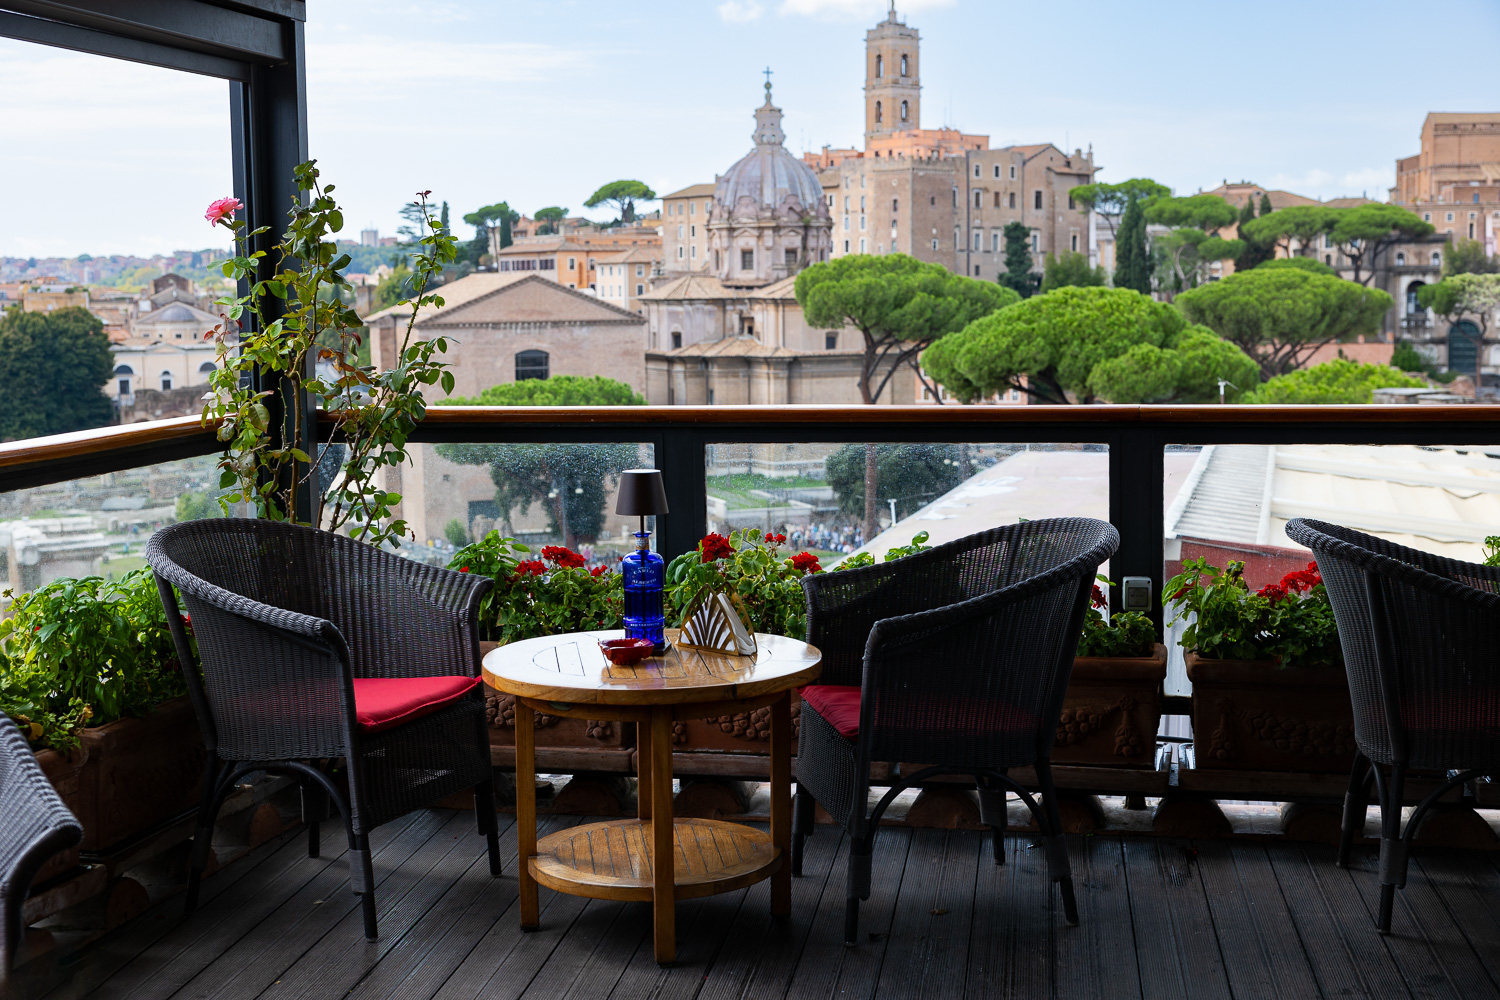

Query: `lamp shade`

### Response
(615, 468, 670, 516)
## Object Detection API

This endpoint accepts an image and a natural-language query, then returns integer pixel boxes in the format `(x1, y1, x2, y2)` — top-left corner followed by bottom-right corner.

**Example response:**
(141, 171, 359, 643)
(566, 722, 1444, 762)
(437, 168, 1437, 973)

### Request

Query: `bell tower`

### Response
(864, 2, 920, 146)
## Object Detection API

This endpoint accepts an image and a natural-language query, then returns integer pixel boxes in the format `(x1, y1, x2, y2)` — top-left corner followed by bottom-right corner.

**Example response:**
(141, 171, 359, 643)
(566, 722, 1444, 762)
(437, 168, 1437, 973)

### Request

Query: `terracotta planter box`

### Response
(479, 641, 632, 750)
(32, 744, 90, 883)
(671, 692, 801, 754)
(1186, 653, 1355, 773)
(1052, 644, 1167, 768)
(75, 695, 207, 851)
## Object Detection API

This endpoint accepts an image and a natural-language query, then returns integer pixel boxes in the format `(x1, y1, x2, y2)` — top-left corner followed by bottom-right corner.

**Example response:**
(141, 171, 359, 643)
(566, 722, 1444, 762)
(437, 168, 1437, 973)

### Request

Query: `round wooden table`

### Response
(483, 628, 821, 965)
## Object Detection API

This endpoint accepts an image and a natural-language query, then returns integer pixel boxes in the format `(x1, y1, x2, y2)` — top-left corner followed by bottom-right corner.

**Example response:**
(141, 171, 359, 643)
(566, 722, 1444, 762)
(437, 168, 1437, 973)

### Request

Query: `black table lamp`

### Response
(616, 469, 669, 652)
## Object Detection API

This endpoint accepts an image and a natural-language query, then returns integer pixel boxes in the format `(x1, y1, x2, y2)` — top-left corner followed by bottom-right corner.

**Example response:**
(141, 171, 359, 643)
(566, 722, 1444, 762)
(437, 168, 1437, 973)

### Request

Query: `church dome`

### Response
(713, 83, 828, 222)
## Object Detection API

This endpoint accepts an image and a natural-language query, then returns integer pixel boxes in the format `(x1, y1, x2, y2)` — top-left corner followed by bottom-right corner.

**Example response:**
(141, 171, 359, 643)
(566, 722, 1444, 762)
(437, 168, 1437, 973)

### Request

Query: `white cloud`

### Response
(717, 1, 766, 22)
(777, 0, 954, 20)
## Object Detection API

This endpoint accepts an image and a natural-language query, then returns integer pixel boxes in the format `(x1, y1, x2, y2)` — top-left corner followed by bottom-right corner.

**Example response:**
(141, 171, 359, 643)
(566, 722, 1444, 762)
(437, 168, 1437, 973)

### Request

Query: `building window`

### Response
(1031, 231, 1039, 252)
(784, 248, 798, 267)
(844, 215, 850, 230)
(993, 192, 1001, 208)
(1009, 192, 1016, 209)
(859, 238, 867, 252)
(1325, 254, 1333, 265)
(992, 231, 1001, 252)
(860, 215, 866, 230)
(160, 371, 173, 391)
(954, 227, 961, 250)
(1423, 212, 1432, 222)
(1323, 234, 1333, 249)
(1470, 223, 1476, 239)
(1395, 252, 1406, 266)
(1068, 194, 1076, 210)
(1446, 212, 1454, 222)
(690, 245, 697, 258)
(1034, 190, 1043, 210)
(826, 333, 837, 350)
(542, 259, 555, 270)
(1009, 165, 1016, 179)
(844, 240, 850, 252)
(951, 189, 957, 207)
(974, 190, 982, 208)
(688, 202, 695, 215)
(973, 265, 980, 276)
(741, 249, 754, 270)
(900, 100, 908, 122)
(198, 361, 215, 375)
(636, 264, 644, 277)
(690, 225, 696, 238)
(118, 378, 131, 396)
(1070, 233, 1078, 252)
(636, 283, 644, 295)
(672, 331, 682, 349)
(972, 230, 982, 251)
(515, 350, 549, 381)
(568, 257, 576, 269)
(875, 54, 882, 78)
(705, 200, 711, 214)
(900, 54, 907, 76)
(892, 198, 898, 212)
(875, 100, 883, 124)
(1432, 251, 1442, 266)
(974, 163, 981, 179)
(994, 165, 1001, 179)
(677, 246, 684, 259)
(931, 239, 939, 250)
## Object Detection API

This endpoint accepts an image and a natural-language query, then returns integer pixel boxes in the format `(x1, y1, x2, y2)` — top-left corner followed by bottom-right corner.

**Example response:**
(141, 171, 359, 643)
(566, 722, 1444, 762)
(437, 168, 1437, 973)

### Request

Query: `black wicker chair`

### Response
(1284, 517, 1500, 934)
(0, 714, 83, 979)
(791, 518, 1119, 944)
(147, 518, 500, 941)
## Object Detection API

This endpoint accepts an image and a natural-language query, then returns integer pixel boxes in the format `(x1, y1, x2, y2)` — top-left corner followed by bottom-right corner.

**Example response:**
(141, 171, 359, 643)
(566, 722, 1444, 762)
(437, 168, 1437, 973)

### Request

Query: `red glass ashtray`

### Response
(598, 638, 655, 664)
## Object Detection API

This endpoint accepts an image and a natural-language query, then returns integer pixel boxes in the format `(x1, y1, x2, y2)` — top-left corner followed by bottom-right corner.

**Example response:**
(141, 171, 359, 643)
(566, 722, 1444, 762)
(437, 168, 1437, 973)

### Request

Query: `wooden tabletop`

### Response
(482, 629, 821, 706)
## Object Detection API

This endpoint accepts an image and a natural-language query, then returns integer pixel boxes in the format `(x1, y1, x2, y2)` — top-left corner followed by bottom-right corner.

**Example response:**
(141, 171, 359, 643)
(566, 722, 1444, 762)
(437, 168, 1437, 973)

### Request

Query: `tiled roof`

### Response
(362, 272, 532, 323)
(662, 182, 716, 199)
(654, 336, 798, 358)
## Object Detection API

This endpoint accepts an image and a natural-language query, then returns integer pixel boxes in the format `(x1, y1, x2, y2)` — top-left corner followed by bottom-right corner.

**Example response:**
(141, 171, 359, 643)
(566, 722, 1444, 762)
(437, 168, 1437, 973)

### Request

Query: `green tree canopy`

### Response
(533, 206, 569, 235)
(1176, 267, 1393, 379)
(1418, 273, 1500, 381)
(0, 306, 115, 441)
(1145, 194, 1243, 293)
(1239, 205, 1336, 257)
(434, 375, 646, 548)
(584, 180, 656, 224)
(1442, 238, 1500, 277)
(1255, 256, 1335, 276)
(1067, 178, 1170, 238)
(1244, 359, 1426, 404)
(462, 202, 519, 256)
(1235, 196, 1277, 271)
(1040, 250, 1106, 293)
(1113, 196, 1153, 294)
(999, 221, 1038, 297)
(1145, 194, 1238, 232)
(825, 444, 965, 523)
(1326, 203, 1434, 284)
(921, 285, 1257, 404)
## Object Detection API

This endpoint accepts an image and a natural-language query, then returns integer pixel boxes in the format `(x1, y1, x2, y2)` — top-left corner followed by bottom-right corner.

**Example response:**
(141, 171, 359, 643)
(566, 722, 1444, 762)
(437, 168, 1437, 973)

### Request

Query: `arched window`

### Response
(515, 350, 549, 381)
(900, 54, 908, 76)
(1406, 280, 1426, 315)
(198, 361, 216, 376)
(874, 100, 882, 124)
(671, 331, 683, 350)
(160, 370, 173, 391)
(114, 364, 134, 376)
(900, 100, 908, 122)
(875, 54, 882, 78)
(1432, 251, 1442, 267)
(1395, 252, 1406, 267)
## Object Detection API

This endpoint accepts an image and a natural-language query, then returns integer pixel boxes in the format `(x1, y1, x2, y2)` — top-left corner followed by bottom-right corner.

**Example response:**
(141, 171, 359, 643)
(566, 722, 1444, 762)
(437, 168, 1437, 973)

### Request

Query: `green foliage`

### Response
(1442, 238, 1500, 277)
(1239, 205, 1336, 256)
(1255, 256, 1335, 275)
(1235, 197, 1277, 271)
(1484, 536, 1500, 567)
(1145, 194, 1238, 232)
(1390, 339, 1425, 372)
(825, 444, 965, 521)
(205, 164, 458, 546)
(1067, 179, 1170, 220)
(1244, 359, 1426, 404)
(663, 529, 821, 641)
(1039, 250, 1105, 293)
(0, 570, 190, 751)
(923, 285, 1256, 404)
(1112, 196, 1153, 294)
(1153, 229, 1244, 294)
(1165, 558, 1340, 668)
(999, 222, 1038, 298)
(1176, 266, 1393, 379)
(463, 202, 519, 253)
(435, 376, 645, 547)
(533, 206, 569, 234)
(794, 253, 1018, 403)
(175, 491, 227, 522)
(446, 534, 622, 643)
(1079, 581, 1157, 657)
(835, 531, 935, 571)
(443, 518, 469, 547)
(1259, 193, 1273, 217)
(1327, 204, 1434, 283)
(374, 263, 413, 309)
(0, 306, 115, 441)
(584, 180, 657, 223)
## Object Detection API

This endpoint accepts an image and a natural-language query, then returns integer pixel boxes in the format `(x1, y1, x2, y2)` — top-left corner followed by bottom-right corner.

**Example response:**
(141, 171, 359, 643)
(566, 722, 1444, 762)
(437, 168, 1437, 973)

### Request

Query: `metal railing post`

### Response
(657, 427, 708, 562)
(1108, 428, 1165, 637)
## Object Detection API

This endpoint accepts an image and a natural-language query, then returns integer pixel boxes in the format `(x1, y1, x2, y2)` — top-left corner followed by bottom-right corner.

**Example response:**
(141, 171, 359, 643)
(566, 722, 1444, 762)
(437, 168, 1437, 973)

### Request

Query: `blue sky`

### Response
(3, 0, 1498, 258)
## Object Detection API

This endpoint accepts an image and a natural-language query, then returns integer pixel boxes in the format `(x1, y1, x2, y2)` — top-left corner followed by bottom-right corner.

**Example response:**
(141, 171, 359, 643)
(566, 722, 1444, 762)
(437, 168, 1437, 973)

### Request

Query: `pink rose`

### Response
(205, 197, 243, 226)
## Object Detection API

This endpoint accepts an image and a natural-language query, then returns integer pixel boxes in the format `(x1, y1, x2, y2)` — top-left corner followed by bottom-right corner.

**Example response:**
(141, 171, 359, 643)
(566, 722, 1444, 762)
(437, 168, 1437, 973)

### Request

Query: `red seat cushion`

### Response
(352, 676, 480, 734)
(799, 685, 862, 738)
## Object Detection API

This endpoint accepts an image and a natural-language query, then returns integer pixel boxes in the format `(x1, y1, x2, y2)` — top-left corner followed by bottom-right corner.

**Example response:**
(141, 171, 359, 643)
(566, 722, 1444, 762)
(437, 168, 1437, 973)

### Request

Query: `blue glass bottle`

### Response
(621, 530, 666, 653)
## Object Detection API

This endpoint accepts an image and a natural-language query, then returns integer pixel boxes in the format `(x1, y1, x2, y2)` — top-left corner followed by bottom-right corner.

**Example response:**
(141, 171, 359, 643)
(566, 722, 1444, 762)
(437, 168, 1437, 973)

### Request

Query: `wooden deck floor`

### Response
(30, 808, 1500, 1000)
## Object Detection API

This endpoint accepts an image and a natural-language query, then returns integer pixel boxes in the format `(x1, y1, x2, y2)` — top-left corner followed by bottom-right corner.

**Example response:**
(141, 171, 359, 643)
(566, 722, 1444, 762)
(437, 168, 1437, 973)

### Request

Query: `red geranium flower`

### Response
(1279, 561, 1322, 593)
(180, 613, 193, 633)
(765, 532, 786, 545)
(459, 566, 470, 573)
(515, 559, 546, 577)
(1090, 584, 1107, 609)
(700, 533, 733, 562)
(541, 545, 586, 568)
(790, 551, 821, 574)
(1257, 582, 1287, 603)
(590, 565, 607, 577)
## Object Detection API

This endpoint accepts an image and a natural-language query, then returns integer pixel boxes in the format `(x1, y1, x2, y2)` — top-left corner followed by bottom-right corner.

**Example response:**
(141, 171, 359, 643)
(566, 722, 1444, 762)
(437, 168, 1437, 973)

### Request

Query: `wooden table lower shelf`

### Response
(530, 818, 781, 901)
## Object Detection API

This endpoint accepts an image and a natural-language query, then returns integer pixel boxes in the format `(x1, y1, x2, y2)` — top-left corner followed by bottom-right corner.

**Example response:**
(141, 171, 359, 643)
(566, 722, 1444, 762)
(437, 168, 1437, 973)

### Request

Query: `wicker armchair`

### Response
(0, 714, 82, 978)
(1285, 517, 1500, 934)
(792, 518, 1119, 944)
(147, 519, 499, 941)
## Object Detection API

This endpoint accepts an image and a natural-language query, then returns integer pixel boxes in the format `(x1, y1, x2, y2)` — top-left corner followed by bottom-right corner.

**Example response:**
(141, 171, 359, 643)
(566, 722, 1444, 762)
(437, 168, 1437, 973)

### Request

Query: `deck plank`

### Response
(1197, 840, 1323, 1000)
(1123, 838, 1230, 1000)
(967, 831, 1053, 1000)
(871, 828, 980, 1000)
(787, 828, 907, 1000)
(1263, 842, 1390, 1000)
(1055, 835, 1143, 1000)
(1412, 852, 1500, 993)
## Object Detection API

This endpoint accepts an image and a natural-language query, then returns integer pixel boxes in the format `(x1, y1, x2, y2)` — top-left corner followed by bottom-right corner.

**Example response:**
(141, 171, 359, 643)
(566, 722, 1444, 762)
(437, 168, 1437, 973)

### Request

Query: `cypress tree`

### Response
(1238, 197, 1256, 227)
(1113, 196, 1152, 294)
(1235, 193, 1277, 271)
(1259, 192, 1273, 217)
(499, 213, 513, 250)
(439, 200, 451, 237)
(999, 221, 1038, 298)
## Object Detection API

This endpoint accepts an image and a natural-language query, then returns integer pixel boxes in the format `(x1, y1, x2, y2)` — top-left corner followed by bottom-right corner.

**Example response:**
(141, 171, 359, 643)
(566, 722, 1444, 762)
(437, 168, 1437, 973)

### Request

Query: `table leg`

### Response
(637, 712, 652, 822)
(516, 700, 539, 930)
(770, 690, 791, 917)
(650, 706, 675, 964)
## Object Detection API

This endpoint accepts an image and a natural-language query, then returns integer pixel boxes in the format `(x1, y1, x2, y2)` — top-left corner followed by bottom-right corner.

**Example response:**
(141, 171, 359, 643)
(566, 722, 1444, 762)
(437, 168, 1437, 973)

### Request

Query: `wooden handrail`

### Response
(0, 415, 218, 471)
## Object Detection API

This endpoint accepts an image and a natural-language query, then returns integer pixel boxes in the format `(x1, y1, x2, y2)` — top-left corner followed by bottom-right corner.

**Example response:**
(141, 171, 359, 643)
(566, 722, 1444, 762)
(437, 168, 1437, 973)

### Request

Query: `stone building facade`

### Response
(660, 183, 715, 274)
